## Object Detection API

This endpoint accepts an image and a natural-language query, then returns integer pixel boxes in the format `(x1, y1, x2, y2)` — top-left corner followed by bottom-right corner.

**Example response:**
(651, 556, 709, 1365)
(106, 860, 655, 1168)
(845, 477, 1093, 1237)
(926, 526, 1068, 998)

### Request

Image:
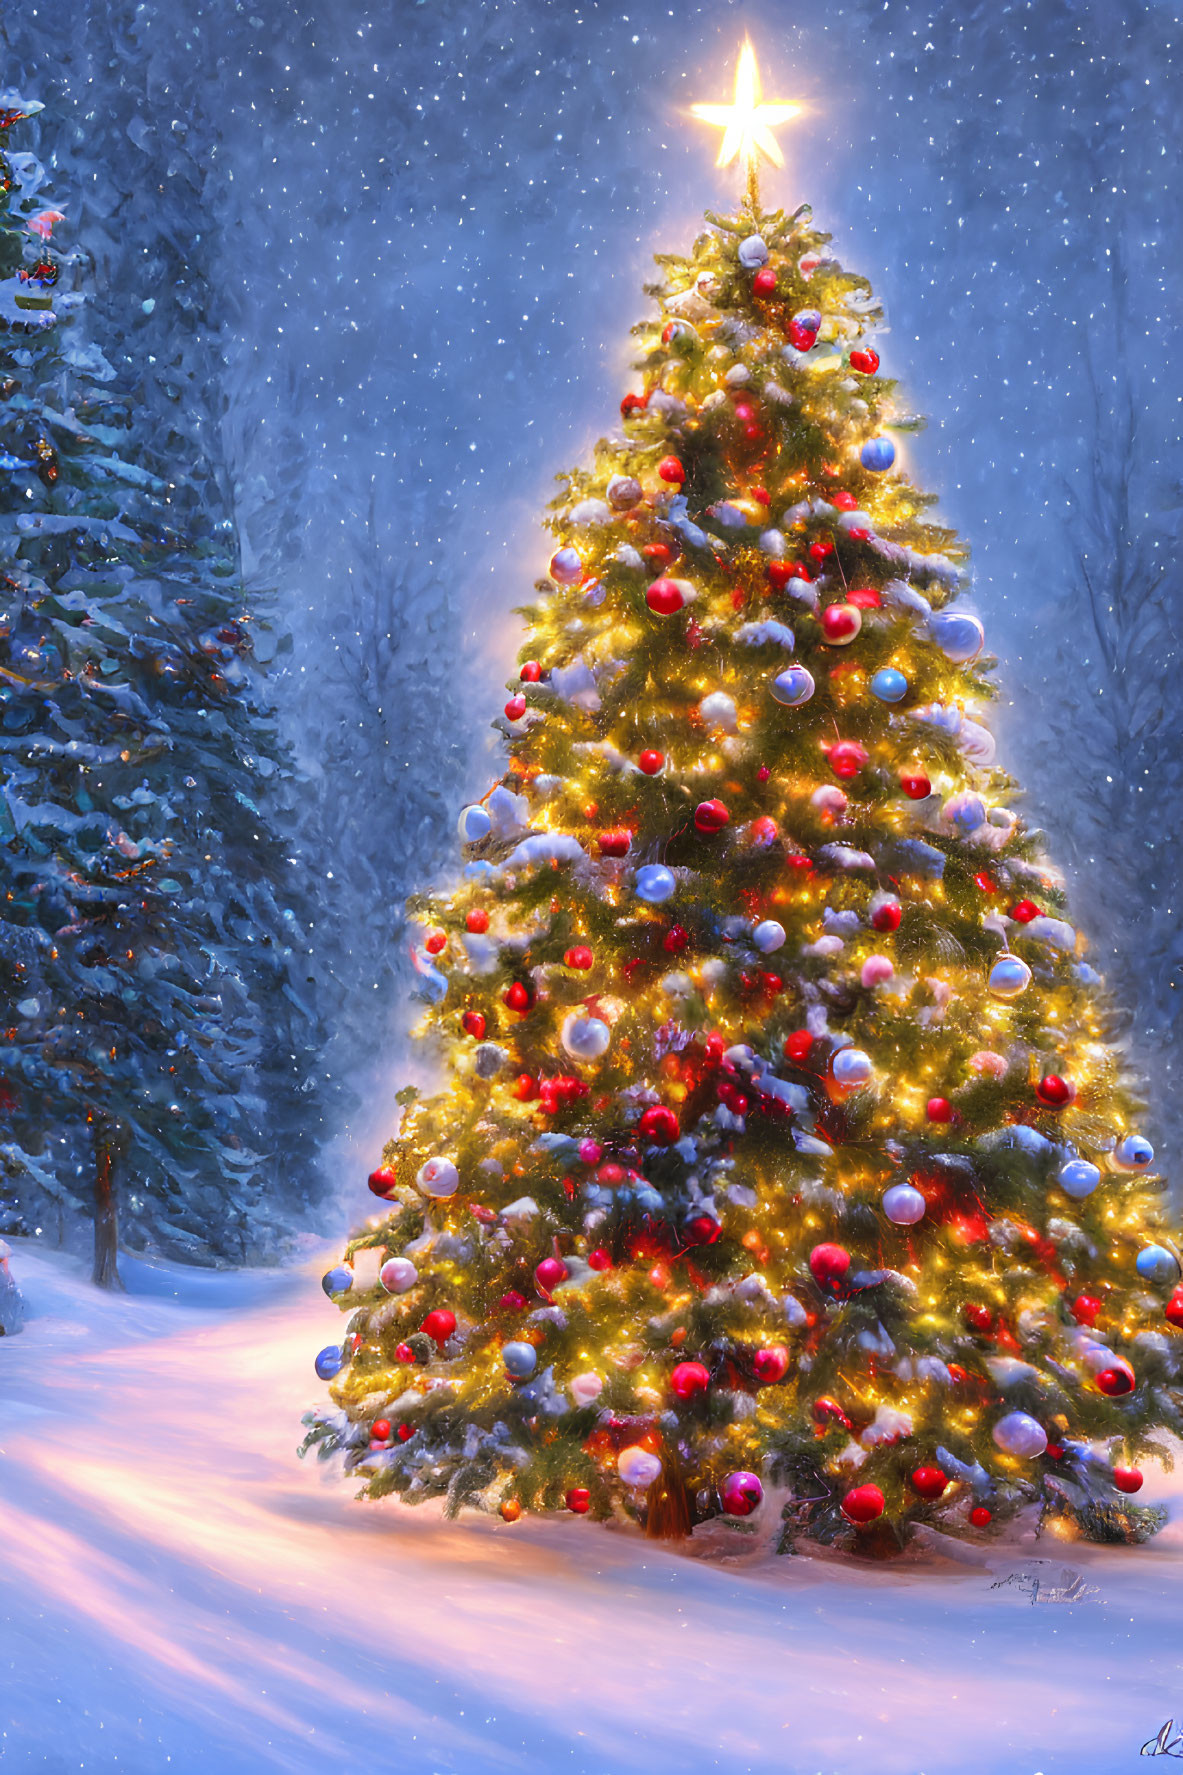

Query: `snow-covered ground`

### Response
(2, 1243, 1182, 1775)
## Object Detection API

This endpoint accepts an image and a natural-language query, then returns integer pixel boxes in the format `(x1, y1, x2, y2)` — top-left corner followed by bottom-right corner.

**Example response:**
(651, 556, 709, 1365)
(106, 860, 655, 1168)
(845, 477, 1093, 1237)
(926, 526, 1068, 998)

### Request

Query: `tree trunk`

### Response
(91, 1117, 123, 1291)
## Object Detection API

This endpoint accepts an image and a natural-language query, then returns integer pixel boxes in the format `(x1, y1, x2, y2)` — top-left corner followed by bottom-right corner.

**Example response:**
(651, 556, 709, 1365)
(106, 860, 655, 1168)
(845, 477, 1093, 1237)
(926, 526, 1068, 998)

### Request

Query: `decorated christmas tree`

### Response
(304, 46, 1182, 1550)
(0, 91, 324, 1277)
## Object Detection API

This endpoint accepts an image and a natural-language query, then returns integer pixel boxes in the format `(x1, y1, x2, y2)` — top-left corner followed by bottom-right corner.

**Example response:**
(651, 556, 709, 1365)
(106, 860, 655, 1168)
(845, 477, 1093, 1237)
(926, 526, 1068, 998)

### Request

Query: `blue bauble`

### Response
(635, 864, 677, 904)
(771, 664, 815, 707)
(987, 955, 1031, 1000)
(1136, 1245, 1179, 1286)
(870, 667, 908, 704)
(457, 804, 491, 844)
(321, 1266, 353, 1297)
(1058, 1159, 1101, 1200)
(944, 791, 986, 834)
(928, 610, 985, 664)
(503, 1340, 538, 1378)
(860, 436, 896, 473)
(1113, 1134, 1154, 1173)
(315, 1344, 344, 1381)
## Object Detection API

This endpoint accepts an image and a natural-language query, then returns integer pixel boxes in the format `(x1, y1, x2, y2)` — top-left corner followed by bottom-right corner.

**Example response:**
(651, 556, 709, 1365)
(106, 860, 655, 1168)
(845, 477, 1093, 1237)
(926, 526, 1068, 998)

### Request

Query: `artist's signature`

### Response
(1143, 1721, 1183, 1757)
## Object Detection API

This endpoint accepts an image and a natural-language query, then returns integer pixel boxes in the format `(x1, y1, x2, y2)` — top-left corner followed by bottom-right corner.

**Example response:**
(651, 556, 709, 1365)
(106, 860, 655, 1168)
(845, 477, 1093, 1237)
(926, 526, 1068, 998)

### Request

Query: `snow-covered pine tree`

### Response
(0, 90, 324, 1276)
(304, 91, 1183, 1551)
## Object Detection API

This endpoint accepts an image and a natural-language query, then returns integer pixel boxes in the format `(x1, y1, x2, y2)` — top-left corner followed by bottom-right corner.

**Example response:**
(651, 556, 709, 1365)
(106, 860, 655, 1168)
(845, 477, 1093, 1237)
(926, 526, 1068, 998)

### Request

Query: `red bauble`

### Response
(1071, 1293, 1102, 1327)
(395, 1342, 415, 1363)
(753, 1345, 790, 1384)
(504, 694, 527, 721)
(564, 945, 594, 969)
(620, 391, 646, 416)
(587, 1247, 613, 1271)
(1165, 1289, 1183, 1329)
(367, 1165, 398, 1199)
(503, 981, 534, 1013)
(566, 1487, 592, 1514)
(511, 1073, 538, 1101)
(820, 603, 861, 644)
(828, 740, 868, 780)
(1096, 1365, 1135, 1397)
(498, 1290, 527, 1313)
(910, 1465, 949, 1500)
(424, 930, 446, 955)
(899, 771, 932, 800)
(694, 798, 730, 834)
(466, 908, 489, 934)
(1036, 1074, 1074, 1108)
(670, 1360, 711, 1400)
(842, 1484, 885, 1524)
(646, 577, 685, 615)
(846, 586, 882, 610)
(372, 1419, 392, 1440)
(1010, 899, 1042, 923)
(788, 320, 816, 351)
(683, 1214, 720, 1247)
(732, 401, 755, 426)
(638, 749, 665, 775)
(926, 1097, 954, 1123)
(599, 829, 632, 857)
(536, 1256, 570, 1294)
(461, 1010, 486, 1039)
(397, 1424, 416, 1442)
(750, 815, 778, 846)
(785, 1030, 814, 1065)
(849, 348, 880, 374)
(969, 1506, 993, 1527)
(638, 1105, 680, 1144)
(808, 539, 834, 564)
(767, 559, 810, 589)
(752, 266, 777, 296)
(1113, 1466, 1144, 1494)
(809, 1242, 851, 1288)
(871, 900, 902, 933)
(831, 491, 858, 511)
(812, 1395, 854, 1431)
(643, 542, 673, 564)
(420, 1309, 456, 1346)
(963, 1302, 993, 1332)
(520, 660, 542, 682)
(657, 455, 685, 484)
(663, 924, 689, 954)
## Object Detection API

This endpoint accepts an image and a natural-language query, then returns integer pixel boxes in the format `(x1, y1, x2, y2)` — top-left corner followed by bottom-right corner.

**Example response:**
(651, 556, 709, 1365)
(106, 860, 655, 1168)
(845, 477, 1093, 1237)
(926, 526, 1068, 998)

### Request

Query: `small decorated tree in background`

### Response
(305, 47, 1181, 1551)
(0, 92, 324, 1278)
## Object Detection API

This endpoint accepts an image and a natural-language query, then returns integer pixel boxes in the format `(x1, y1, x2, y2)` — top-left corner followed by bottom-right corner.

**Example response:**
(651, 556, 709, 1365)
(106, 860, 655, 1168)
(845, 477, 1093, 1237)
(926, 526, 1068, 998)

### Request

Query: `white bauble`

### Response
(988, 955, 1031, 999)
(416, 1156, 459, 1198)
(378, 1256, 419, 1294)
(832, 1048, 873, 1088)
(569, 1371, 604, 1408)
(561, 1014, 611, 1063)
(698, 691, 738, 732)
(617, 1446, 662, 1488)
(737, 234, 769, 268)
(635, 865, 677, 904)
(1113, 1134, 1154, 1173)
(752, 919, 786, 954)
(992, 1411, 1048, 1459)
(1057, 1159, 1101, 1200)
(882, 1184, 926, 1226)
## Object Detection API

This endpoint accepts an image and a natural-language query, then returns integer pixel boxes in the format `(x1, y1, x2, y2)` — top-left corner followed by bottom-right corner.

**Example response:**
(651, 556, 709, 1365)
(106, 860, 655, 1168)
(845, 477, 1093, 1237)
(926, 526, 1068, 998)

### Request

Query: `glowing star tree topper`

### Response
(691, 39, 802, 205)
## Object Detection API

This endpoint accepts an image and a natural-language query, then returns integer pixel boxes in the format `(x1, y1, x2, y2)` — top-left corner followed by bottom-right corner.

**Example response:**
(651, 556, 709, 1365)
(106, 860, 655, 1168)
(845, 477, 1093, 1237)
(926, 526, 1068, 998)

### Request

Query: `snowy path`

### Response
(2, 1245, 1182, 1775)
